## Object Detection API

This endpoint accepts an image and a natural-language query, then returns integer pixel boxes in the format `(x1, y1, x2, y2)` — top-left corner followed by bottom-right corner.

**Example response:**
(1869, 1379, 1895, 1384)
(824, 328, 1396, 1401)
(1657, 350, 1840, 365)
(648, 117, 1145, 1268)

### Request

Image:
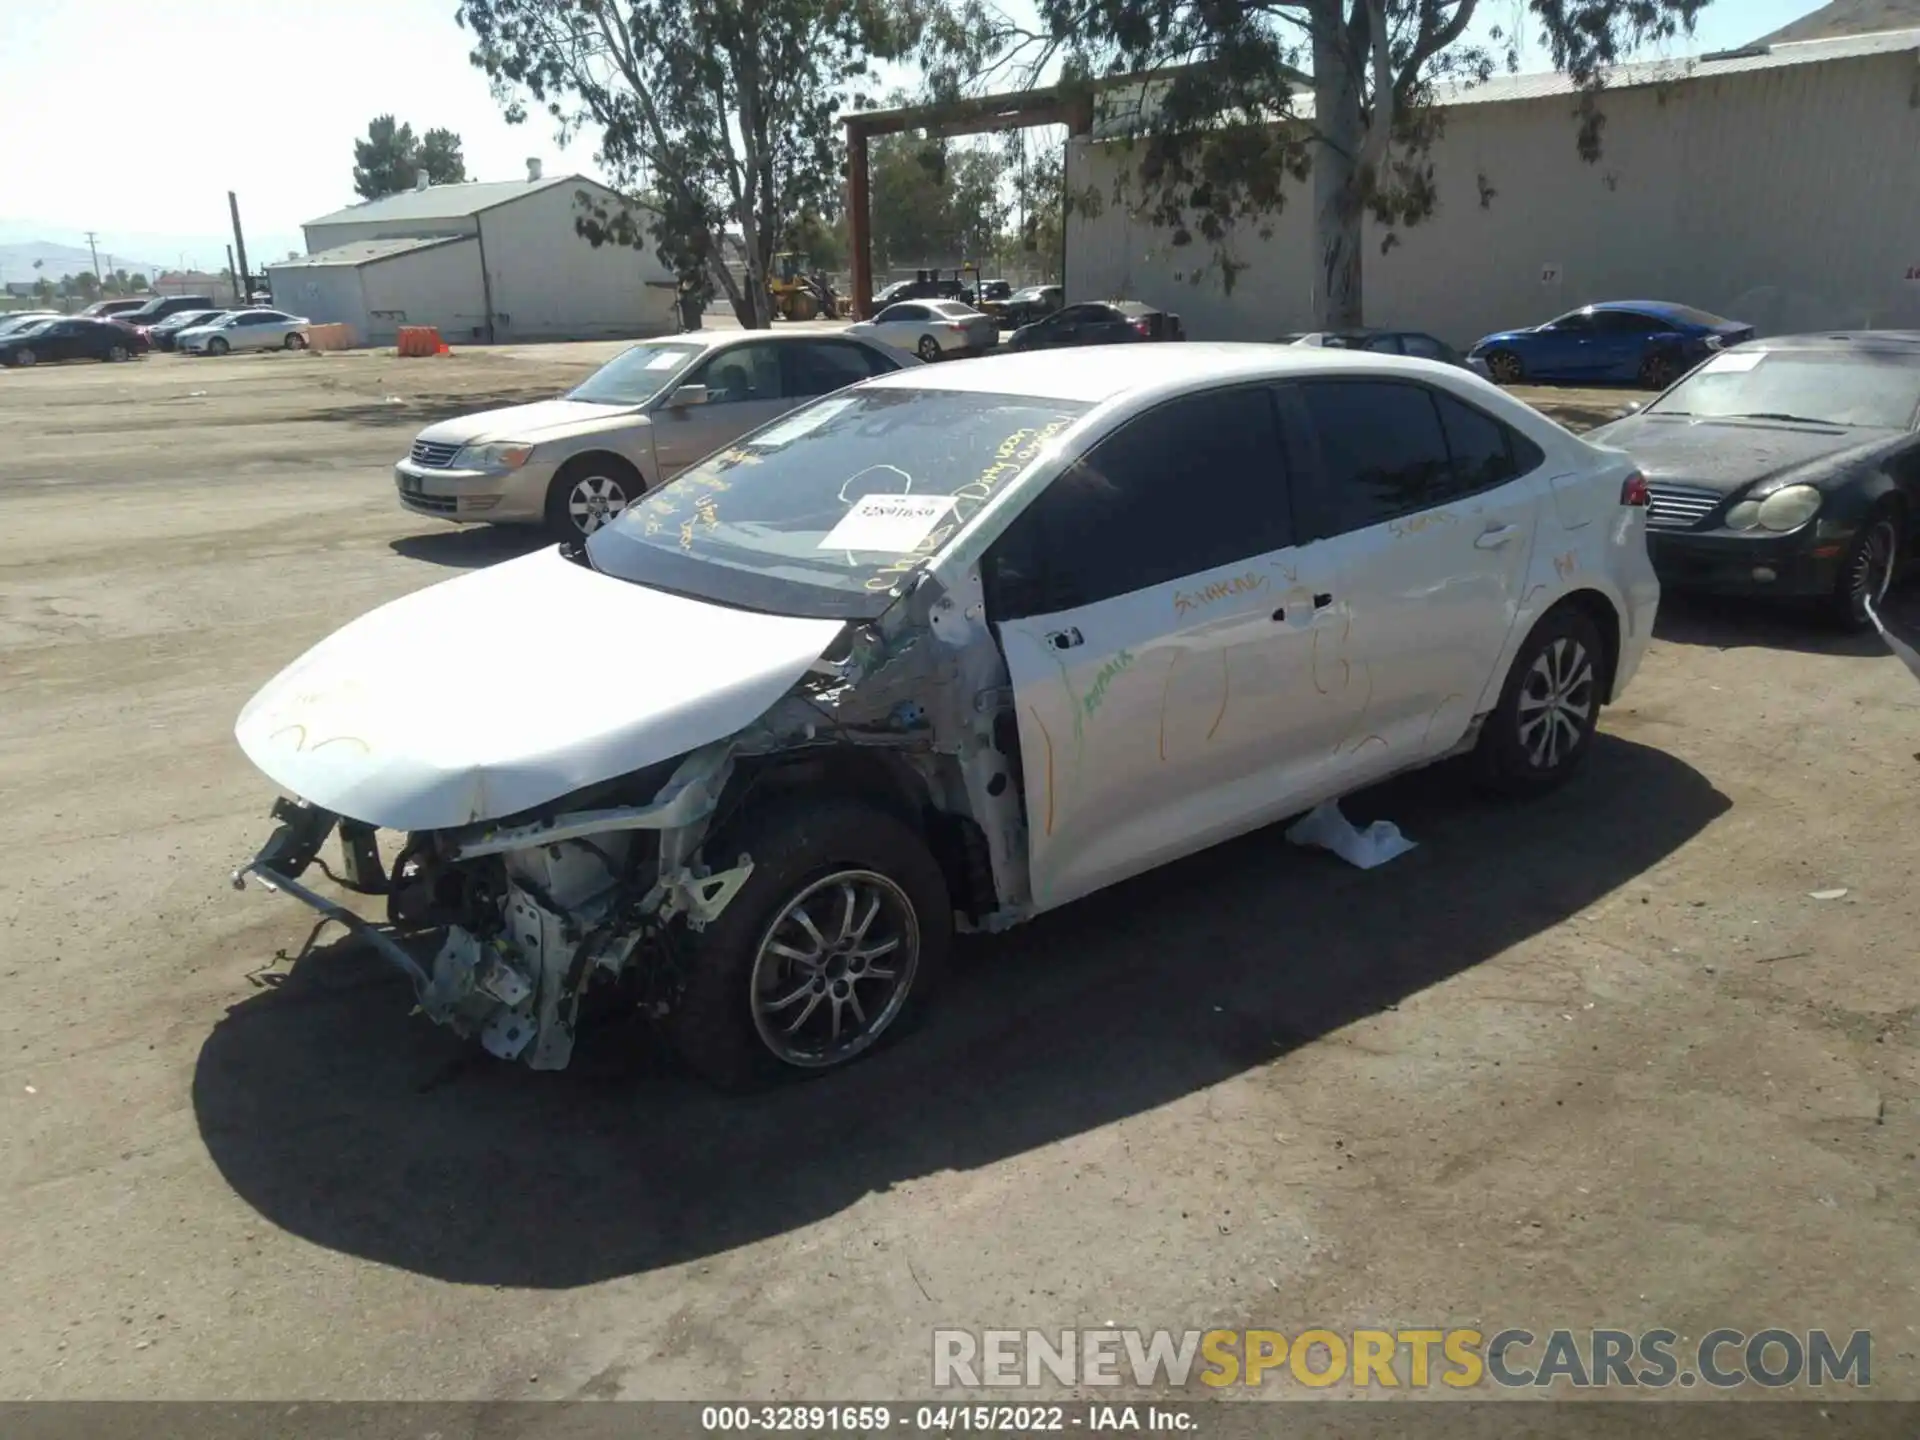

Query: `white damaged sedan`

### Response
(232, 344, 1658, 1087)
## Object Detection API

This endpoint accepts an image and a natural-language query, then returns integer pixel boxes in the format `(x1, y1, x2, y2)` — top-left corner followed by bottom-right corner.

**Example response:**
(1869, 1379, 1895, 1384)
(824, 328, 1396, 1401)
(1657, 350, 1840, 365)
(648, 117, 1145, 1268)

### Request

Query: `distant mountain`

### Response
(1751, 0, 1920, 45)
(0, 241, 169, 281)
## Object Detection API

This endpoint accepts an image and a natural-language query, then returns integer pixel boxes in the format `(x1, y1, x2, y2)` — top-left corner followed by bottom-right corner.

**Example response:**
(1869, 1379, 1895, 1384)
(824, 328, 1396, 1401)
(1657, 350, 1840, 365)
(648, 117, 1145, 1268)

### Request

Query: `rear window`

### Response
(1651, 304, 1737, 330)
(587, 388, 1089, 619)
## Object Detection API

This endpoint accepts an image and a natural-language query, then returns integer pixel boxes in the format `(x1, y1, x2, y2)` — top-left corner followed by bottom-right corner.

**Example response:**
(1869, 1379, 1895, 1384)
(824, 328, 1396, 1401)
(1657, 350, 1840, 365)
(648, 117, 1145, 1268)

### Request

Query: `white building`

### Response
(267, 171, 675, 347)
(1066, 27, 1920, 347)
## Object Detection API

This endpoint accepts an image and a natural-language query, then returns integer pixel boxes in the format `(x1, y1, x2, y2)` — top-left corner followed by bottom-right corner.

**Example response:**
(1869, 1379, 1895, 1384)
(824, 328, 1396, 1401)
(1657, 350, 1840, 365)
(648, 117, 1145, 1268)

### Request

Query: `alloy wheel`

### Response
(749, 870, 919, 1069)
(1487, 351, 1522, 384)
(16, 348, 36, 367)
(108, 345, 129, 362)
(566, 473, 629, 535)
(917, 336, 941, 362)
(1849, 518, 1898, 620)
(1515, 636, 1595, 771)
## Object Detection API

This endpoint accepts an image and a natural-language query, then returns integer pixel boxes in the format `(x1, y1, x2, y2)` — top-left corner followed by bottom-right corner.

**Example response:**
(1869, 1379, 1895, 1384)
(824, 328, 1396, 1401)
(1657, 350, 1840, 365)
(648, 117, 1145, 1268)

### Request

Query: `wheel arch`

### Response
(1540, 587, 1622, 702)
(711, 746, 996, 924)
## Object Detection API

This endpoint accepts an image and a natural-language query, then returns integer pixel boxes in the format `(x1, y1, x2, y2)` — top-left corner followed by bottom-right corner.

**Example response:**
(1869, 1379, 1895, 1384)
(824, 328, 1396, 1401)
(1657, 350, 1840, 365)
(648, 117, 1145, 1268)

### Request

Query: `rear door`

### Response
(1590, 309, 1667, 381)
(1283, 378, 1544, 774)
(650, 341, 789, 475)
(782, 338, 893, 400)
(45, 322, 86, 361)
(989, 385, 1357, 911)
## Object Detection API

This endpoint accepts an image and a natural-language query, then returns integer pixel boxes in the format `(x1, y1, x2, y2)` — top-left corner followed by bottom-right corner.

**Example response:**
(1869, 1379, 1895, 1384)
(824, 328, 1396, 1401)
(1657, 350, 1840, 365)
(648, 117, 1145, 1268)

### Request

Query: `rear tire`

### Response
(672, 799, 951, 1091)
(916, 335, 942, 362)
(1639, 351, 1683, 390)
(207, 337, 230, 356)
(1474, 605, 1606, 798)
(544, 454, 640, 541)
(285, 332, 308, 350)
(106, 344, 130, 362)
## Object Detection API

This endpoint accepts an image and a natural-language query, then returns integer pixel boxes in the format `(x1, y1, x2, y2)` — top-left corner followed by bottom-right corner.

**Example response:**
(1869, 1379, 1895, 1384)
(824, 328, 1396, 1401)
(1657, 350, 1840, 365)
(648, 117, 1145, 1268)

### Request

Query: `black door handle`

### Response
(1314, 593, 1334, 609)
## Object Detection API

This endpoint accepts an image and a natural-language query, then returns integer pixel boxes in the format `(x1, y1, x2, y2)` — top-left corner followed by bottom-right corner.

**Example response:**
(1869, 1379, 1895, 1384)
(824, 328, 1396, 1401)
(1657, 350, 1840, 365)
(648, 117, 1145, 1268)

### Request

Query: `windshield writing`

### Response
(588, 388, 1088, 604)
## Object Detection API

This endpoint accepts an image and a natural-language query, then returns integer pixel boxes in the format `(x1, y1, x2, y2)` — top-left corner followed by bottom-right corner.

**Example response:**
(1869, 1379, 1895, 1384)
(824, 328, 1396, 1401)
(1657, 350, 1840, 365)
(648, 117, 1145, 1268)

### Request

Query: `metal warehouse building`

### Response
(1066, 26, 1920, 347)
(267, 170, 675, 347)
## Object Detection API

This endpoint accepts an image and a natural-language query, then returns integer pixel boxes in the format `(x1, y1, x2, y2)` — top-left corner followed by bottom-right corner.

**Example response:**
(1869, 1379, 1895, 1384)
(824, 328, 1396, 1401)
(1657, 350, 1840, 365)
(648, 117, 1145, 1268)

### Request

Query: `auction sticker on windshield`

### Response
(818, 493, 956, 552)
(645, 351, 686, 370)
(1703, 351, 1765, 373)
(751, 397, 858, 450)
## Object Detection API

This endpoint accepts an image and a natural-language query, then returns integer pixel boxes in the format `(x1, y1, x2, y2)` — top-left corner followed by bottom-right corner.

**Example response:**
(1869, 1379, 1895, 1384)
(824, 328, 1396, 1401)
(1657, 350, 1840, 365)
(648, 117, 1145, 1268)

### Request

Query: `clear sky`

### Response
(0, 0, 1835, 273)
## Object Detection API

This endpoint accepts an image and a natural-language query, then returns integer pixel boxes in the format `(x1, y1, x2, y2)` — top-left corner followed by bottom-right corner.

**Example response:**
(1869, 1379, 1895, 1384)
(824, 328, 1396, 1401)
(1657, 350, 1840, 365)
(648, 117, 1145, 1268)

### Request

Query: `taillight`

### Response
(1621, 472, 1650, 507)
(1132, 319, 1153, 337)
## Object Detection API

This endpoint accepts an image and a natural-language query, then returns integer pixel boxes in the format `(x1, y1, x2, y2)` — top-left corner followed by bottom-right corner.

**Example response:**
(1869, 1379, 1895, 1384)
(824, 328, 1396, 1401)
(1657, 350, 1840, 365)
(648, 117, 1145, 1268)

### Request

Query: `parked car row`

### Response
(0, 300, 311, 366)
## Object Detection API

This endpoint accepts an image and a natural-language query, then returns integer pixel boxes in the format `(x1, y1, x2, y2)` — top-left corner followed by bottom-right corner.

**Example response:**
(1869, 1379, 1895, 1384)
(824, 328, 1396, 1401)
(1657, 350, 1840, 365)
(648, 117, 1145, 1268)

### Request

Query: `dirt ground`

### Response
(1, 341, 1917, 1406)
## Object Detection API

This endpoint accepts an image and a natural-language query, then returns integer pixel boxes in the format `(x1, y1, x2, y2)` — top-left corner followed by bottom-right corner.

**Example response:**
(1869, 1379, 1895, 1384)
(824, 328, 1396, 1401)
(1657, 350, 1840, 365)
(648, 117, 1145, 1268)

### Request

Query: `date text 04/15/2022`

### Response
(700, 1404, 1197, 1433)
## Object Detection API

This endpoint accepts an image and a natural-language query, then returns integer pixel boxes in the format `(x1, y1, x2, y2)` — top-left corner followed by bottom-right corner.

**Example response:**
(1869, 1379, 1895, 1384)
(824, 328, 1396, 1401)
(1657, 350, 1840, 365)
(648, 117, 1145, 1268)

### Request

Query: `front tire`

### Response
(544, 455, 639, 540)
(207, 337, 230, 356)
(1485, 349, 1524, 384)
(13, 348, 36, 367)
(672, 799, 952, 1090)
(1827, 506, 1900, 631)
(1474, 605, 1606, 798)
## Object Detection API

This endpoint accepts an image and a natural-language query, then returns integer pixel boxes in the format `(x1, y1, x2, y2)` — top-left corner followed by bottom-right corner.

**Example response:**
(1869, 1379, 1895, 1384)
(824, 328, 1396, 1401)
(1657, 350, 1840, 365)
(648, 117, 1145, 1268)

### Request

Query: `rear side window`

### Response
(1291, 381, 1452, 536)
(984, 387, 1292, 618)
(1432, 392, 1531, 497)
(785, 341, 887, 398)
(1593, 310, 1663, 334)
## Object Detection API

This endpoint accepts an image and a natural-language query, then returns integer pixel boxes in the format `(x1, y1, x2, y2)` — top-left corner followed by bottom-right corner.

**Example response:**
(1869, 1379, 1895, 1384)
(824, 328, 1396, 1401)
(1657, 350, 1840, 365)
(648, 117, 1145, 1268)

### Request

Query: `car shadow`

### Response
(191, 735, 1727, 1289)
(1653, 584, 1920, 656)
(388, 528, 553, 570)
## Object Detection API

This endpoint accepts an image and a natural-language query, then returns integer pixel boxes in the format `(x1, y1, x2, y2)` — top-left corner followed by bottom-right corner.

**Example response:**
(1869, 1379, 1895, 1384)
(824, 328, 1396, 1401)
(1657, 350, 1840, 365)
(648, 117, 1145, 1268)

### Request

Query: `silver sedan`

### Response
(177, 309, 310, 355)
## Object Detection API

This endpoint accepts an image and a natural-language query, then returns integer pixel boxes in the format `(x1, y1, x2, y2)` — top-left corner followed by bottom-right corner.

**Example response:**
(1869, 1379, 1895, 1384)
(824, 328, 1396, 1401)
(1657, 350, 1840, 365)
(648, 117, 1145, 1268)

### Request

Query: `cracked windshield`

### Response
(587, 388, 1086, 609)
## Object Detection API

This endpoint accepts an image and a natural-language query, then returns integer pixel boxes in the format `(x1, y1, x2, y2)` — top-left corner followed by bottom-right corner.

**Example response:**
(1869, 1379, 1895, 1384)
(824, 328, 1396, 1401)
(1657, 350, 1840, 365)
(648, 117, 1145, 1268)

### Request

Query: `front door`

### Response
(1283, 378, 1544, 780)
(987, 385, 1358, 912)
(649, 341, 791, 476)
(1532, 312, 1597, 378)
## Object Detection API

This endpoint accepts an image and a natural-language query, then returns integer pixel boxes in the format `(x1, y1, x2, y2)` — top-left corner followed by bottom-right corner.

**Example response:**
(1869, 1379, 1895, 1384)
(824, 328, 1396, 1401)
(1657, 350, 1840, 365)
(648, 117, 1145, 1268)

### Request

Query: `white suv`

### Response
(232, 343, 1658, 1088)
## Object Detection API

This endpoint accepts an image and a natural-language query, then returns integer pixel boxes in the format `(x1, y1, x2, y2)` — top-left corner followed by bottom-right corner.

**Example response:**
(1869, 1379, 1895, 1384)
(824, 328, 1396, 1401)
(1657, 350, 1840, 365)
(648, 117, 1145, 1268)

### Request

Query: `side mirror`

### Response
(1616, 400, 1645, 418)
(664, 384, 709, 410)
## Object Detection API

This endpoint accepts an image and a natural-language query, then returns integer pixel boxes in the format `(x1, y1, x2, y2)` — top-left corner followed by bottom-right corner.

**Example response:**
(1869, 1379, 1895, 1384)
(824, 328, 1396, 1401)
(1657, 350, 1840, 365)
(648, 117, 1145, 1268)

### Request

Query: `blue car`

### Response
(1469, 301, 1755, 391)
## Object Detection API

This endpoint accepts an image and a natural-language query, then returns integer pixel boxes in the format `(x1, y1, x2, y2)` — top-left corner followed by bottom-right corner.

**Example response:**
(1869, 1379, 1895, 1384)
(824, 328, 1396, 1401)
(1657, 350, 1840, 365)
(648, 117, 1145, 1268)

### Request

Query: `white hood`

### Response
(235, 548, 844, 831)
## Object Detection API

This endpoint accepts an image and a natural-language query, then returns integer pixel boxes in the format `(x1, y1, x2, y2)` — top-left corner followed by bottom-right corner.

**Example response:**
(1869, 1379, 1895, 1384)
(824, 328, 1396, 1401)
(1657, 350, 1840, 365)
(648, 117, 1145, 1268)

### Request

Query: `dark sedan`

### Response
(1003, 300, 1184, 352)
(1278, 328, 1479, 369)
(1471, 300, 1754, 390)
(998, 284, 1063, 328)
(1586, 332, 1920, 628)
(146, 308, 228, 351)
(0, 316, 149, 367)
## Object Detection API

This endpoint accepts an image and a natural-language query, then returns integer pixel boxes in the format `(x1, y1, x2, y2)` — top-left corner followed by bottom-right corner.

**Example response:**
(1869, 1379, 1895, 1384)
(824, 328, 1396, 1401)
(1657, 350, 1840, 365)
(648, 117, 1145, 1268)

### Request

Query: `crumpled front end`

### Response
(232, 742, 754, 1070)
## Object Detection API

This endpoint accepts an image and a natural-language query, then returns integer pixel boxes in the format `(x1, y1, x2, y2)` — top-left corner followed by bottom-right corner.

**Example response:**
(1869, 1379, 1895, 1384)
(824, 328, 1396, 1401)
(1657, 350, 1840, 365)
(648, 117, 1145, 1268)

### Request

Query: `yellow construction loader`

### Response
(768, 252, 841, 321)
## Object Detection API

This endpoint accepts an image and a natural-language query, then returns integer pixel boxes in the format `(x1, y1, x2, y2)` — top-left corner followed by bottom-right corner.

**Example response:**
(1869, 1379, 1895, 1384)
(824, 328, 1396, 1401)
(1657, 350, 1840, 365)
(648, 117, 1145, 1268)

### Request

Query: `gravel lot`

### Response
(2, 341, 1917, 1403)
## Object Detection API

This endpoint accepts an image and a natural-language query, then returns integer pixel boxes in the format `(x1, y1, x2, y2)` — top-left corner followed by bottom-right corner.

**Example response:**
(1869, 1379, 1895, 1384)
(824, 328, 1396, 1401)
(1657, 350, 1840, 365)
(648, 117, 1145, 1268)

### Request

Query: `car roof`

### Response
(859, 340, 1478, 405)
(1742, 330, 1920, 355)
(1590, 300, 1707, 318)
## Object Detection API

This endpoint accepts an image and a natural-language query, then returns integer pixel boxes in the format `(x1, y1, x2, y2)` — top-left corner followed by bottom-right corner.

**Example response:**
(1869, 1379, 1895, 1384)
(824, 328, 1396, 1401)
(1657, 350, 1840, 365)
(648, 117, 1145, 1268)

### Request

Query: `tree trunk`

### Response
(1311, 1, 1365, 330)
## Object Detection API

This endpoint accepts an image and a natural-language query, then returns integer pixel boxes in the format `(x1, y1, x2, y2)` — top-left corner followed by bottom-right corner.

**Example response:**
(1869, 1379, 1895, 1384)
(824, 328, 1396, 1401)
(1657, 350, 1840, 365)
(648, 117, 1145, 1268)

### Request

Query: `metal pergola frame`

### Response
(842, 81, 1102, 318)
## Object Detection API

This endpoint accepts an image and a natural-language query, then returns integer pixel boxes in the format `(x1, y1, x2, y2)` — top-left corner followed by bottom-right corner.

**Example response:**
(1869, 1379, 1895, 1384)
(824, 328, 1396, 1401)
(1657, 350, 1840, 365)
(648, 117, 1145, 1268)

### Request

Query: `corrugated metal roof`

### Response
(302, 176, 574, 230)
(266, 235, 472, 270)
(1090, 25, 1920, 136)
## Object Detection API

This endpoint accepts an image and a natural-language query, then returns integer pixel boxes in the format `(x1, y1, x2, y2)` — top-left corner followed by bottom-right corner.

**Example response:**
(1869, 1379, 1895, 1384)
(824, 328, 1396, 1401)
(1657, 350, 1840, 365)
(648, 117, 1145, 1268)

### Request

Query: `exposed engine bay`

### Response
(231, 557, 1030, 1070)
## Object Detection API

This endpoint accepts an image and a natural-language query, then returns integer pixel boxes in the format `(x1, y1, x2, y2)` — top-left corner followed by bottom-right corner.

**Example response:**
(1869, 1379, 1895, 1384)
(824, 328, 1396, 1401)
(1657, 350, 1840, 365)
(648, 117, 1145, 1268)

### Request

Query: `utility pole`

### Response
(226, 244, 239, 305)
(228, 192, 251, 303)
(84, 231, 102, 280)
